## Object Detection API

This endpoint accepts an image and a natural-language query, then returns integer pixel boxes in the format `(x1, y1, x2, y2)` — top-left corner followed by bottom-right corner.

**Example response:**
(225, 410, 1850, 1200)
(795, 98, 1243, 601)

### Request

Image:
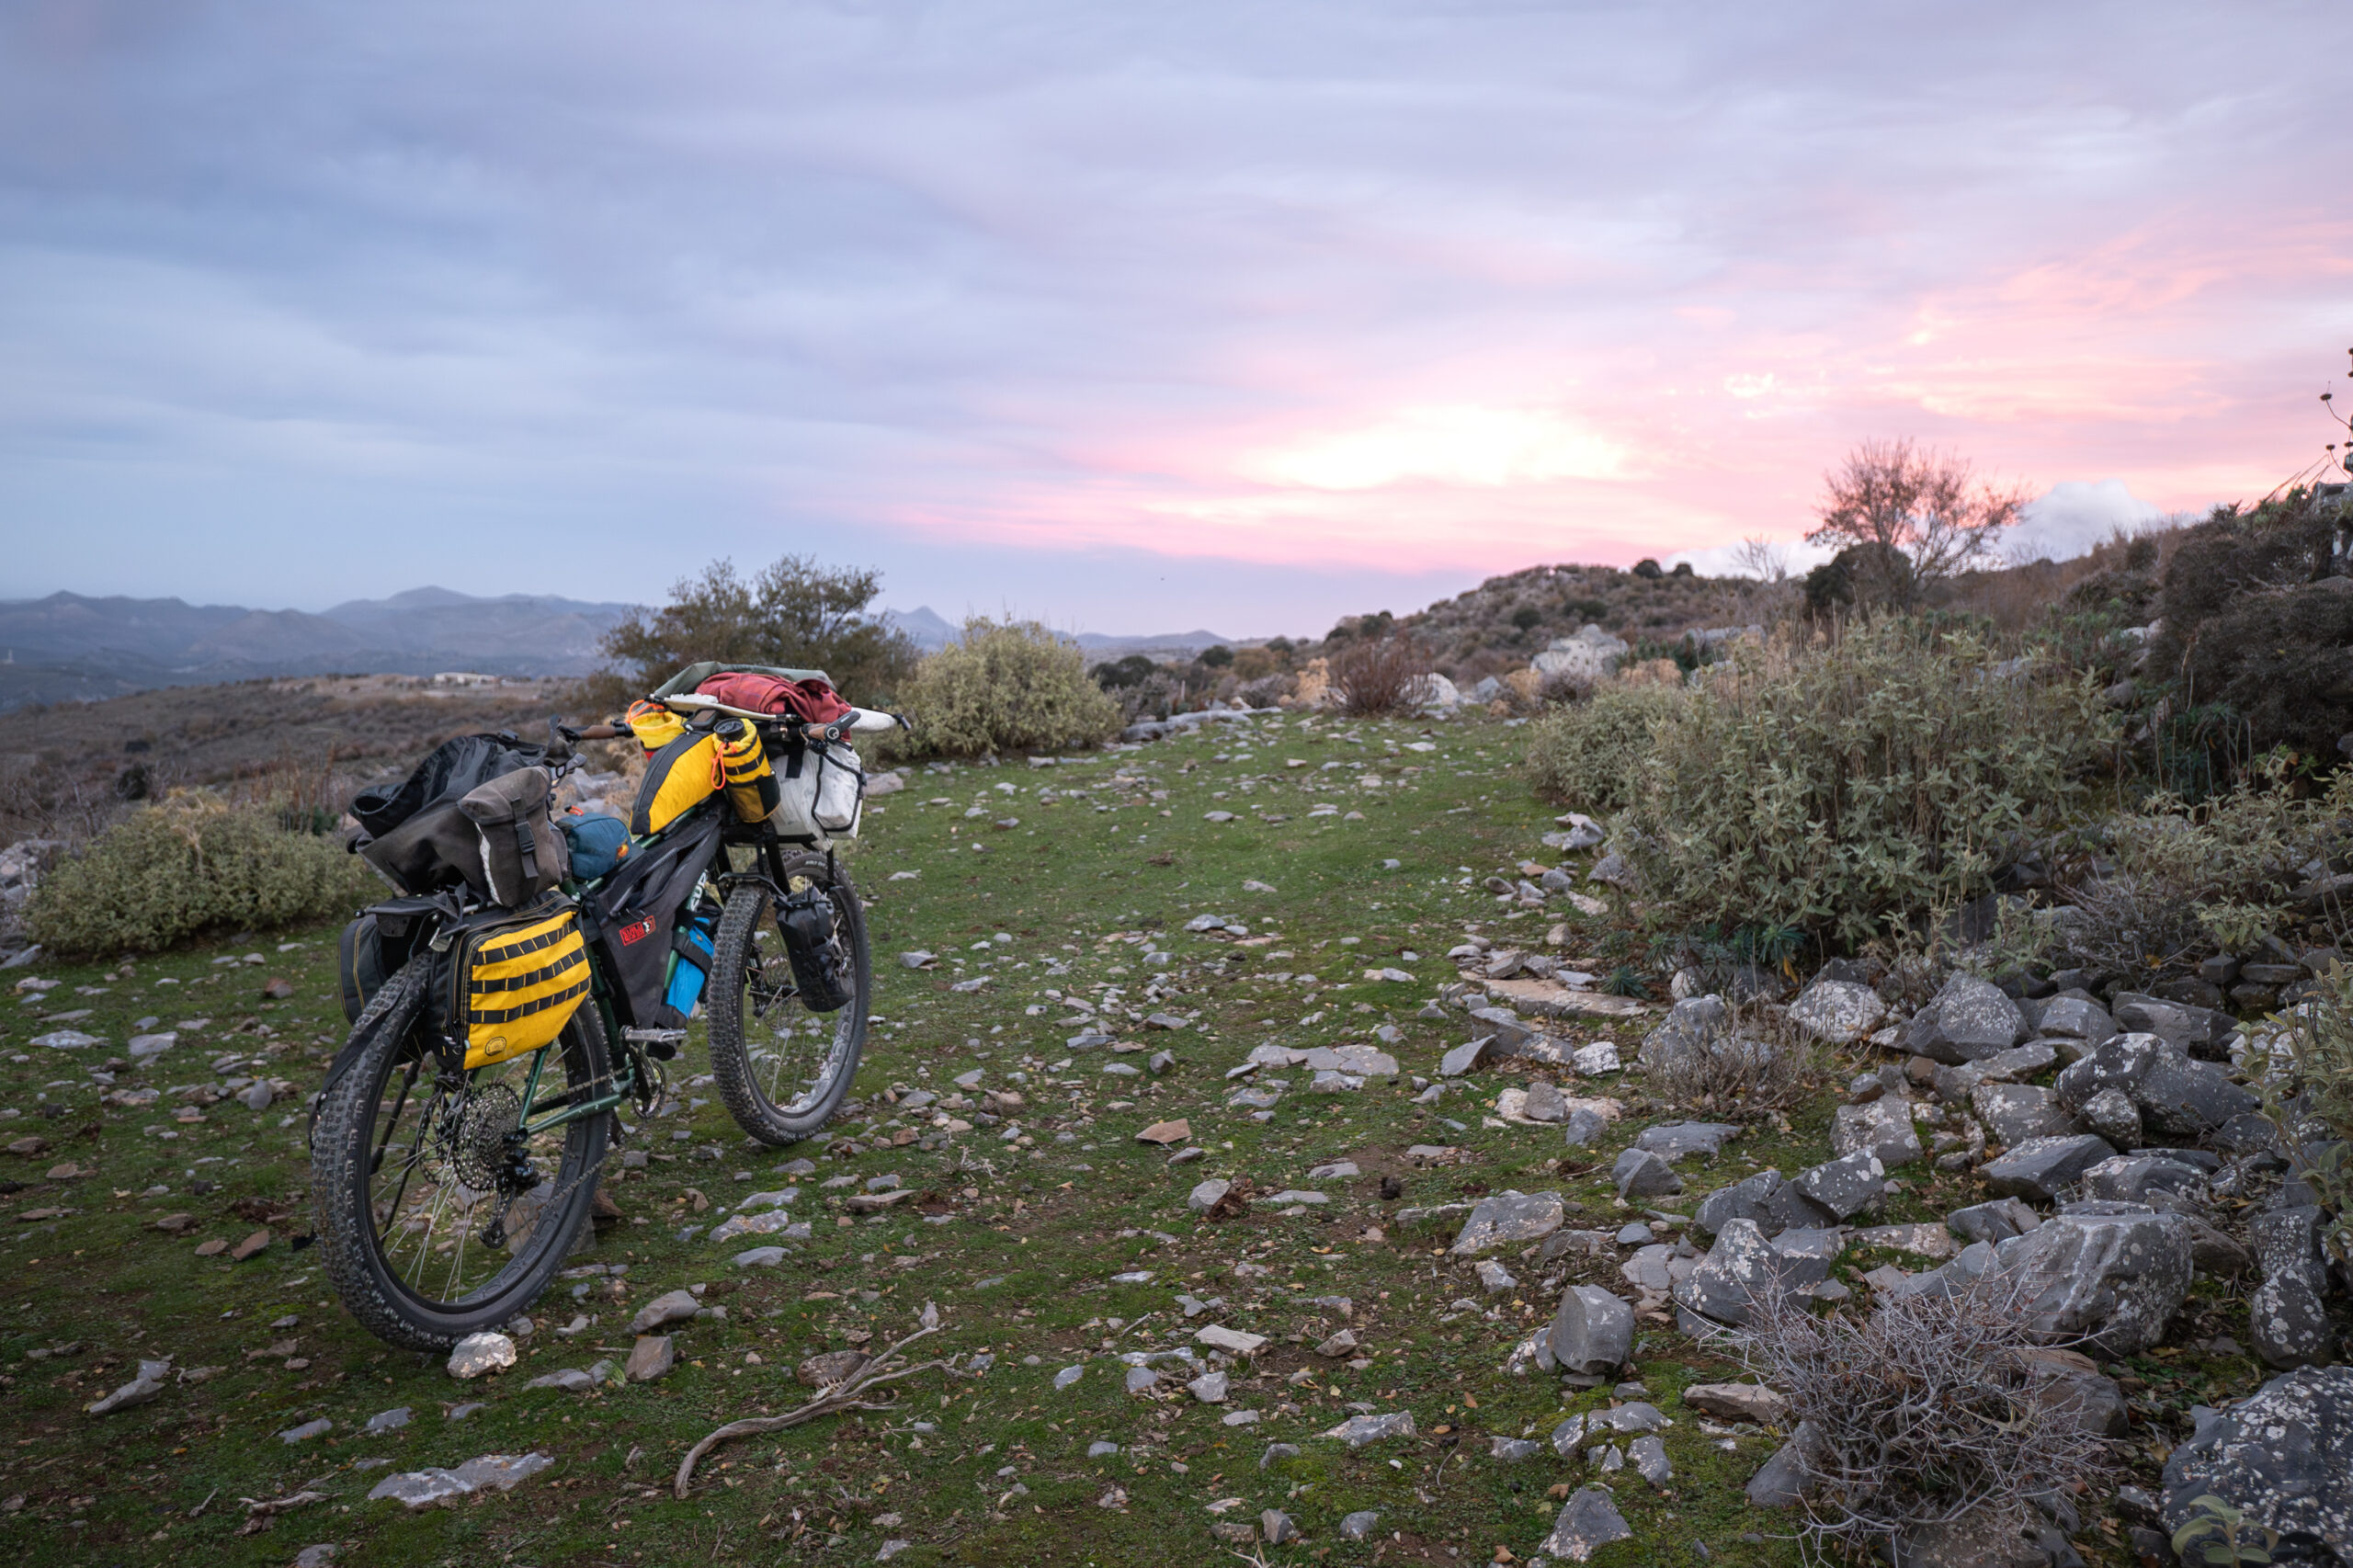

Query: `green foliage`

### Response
(2248, 960, 2353, 1269)
(904, 618, 1124, 757)
(2172, 1494, 2278, 1567)
(1521, 683, 1687, 812)
(1088, 654, 1157, 690)
(26, 798, 377, 957)
(2063, 769, 2339, 972)
(2148, 485, 2353, 764)
(1617, 620, 2112, 951)
(596, 554, 918, 709)
(1197, 644, 1234, 669)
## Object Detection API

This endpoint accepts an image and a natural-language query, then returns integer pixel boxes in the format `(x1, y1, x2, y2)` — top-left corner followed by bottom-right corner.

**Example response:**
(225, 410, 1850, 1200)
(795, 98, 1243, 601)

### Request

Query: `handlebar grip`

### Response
(573, 722, 622, 741)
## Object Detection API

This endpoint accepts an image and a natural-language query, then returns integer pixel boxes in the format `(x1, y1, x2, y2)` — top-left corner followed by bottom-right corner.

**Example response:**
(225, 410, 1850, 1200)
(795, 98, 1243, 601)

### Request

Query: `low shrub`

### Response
(901, 618, 1124, 756)
(2146, 486, 2353, 763)
(1637, 1003, 1818, 1119)
(26, 796, 376, 957)
(1326, 633, 1428, 716)
(1725, 1282, 2111, 1557)
(2248, 960, 2353, 1269)
(1521, 682, 1685, 812)
(1618, 620, 2111, 950)
(2059, 770, 2347, 972)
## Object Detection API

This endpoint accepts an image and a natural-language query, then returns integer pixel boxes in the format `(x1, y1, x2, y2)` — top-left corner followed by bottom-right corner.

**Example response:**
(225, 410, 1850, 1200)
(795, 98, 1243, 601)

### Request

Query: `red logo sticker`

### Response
(618, 917, 656, 947)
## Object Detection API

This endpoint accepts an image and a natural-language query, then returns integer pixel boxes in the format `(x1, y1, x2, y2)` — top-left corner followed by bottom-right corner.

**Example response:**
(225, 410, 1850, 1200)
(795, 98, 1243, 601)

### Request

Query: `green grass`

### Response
(0, 712, 2255, 1566)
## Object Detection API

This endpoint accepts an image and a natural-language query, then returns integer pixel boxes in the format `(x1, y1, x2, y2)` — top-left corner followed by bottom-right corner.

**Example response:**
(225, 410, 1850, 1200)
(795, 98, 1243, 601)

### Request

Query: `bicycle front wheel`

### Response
(707, 852, 870, 1145)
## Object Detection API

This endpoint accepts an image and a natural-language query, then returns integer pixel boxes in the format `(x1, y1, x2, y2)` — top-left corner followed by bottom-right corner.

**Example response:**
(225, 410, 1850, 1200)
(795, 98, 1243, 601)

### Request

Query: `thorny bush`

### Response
(901, 618, 1124, 757)
(1724, 1280, 2112, 1559)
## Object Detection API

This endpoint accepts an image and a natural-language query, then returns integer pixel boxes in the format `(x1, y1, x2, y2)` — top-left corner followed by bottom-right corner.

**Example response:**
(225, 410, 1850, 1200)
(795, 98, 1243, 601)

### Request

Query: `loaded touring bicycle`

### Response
(312, 663, 902, 1349)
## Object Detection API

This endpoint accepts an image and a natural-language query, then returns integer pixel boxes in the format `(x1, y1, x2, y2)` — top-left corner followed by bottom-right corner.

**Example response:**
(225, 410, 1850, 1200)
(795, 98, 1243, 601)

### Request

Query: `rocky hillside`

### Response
(1, 703, 2343, 1565)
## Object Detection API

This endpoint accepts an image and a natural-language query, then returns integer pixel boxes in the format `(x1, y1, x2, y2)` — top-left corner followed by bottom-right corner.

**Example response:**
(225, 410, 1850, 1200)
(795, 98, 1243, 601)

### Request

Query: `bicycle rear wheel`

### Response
(310, 960, 611, 1350)
(706, 852, 870, 1145)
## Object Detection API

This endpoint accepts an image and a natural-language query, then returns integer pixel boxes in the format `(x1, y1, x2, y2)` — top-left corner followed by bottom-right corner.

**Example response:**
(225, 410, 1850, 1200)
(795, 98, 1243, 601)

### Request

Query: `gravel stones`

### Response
(1474, 1260, 1518, 1294)
(1790, 1150, 1884, 1221)
(365, 1405, 414, 1433)
(1695, 1169, 1784, 1238)
(1635, 1121, 1741, 1162)
(1996, 1203, 2194, 1357)
(1339, 1510, 1381, 1540)
(1195, 1324, 1269, 1356)
(1450, 1189, 1566, 1255)
(1490, 1436, 1542, 1461)
(1188, 1370, 1229, 1403)
(1187, 1178, 1232, 1212)
(2035, 996, 2118, 1055)
(1980, 1134, 2118, 1203)
(2162, 1366, 2353, 1564)
(524, 1369, 596, 1393)
(2053, 1032, 2255, 1140)
(1832, 1097, 1923, 1169)
(1674, 1218, 1836, 1330)
(1612, 1148, 1683, 1199)
(799, 1350, 870, 1387)
(1541, 1485, 1635, 1562)
(367, 1451, 554, 1509)
(2247, 1206, 2335, 1369)
(447, 1332, 517, 1380)
(1906, 973, 2028, 1063)
(629, 1290, 702, 1334)
(1947, 1197, 2043, 1245)
(2078, 1086, 2143, 1148)
(1124, 1365, 1161, 1394)
(1628, 1434, 1673, 1485)
(1682, 1382, 1789, 1425)
(84, 1358, 173, 1415)
(626, 1335, 676, 1382)
(1052, 1365, 1086, 1390)
(1642, 994, 1731, 1066)
(1323, 1411, 1416, 1447)
(1548, 1285, 1634, 1374)
(1788, 978, 1889, 1046)
(1745, 1421, 1822, 1507)
(2079, 1154, 2209, 1206)
(1563, 1106, 1609, 1146)
(1974, 1085, 2079, 1150)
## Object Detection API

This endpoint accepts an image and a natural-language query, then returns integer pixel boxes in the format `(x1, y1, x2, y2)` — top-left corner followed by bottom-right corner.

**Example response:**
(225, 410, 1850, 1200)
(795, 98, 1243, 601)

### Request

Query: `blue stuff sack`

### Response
(561, 809, 631, 881)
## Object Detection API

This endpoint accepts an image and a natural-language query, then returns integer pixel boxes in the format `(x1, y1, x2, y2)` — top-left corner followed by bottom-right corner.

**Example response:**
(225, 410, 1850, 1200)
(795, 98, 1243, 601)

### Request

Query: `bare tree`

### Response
(1808, 438, 2030, 606)
(1730, 536, 1792, 584)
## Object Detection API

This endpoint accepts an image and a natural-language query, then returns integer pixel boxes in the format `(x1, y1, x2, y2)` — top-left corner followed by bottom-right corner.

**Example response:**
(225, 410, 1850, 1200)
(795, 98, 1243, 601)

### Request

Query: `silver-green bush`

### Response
(1619, 621, 2111, 949)
(904, 618, 1125, 757)
(1522, 683, 1687, 812)
(26, 797, 376, 957)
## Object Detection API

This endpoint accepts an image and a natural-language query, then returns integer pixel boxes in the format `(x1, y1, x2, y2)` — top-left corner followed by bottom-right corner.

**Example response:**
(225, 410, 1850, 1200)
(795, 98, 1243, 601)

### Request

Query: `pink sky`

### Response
(3, 1, 2348, 634)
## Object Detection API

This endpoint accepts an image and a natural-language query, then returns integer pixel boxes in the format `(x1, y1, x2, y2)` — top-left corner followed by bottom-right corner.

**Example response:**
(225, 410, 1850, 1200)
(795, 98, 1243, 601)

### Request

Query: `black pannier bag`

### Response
(779, 885, 854, 1012)
(336, 895, 449, 1022)
(583, 811, 723, 1051)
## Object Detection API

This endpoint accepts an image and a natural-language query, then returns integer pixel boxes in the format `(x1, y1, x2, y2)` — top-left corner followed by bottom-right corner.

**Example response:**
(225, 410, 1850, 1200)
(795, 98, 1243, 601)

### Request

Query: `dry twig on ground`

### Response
(673, 1320, 950, 1499)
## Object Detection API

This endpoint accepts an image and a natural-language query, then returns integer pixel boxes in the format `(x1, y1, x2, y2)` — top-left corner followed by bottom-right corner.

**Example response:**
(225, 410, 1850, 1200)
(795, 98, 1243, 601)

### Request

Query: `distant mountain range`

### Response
(0, 589, 1243, 710)
(881, 606, 1234, 660)
(0, 587, 637, 710)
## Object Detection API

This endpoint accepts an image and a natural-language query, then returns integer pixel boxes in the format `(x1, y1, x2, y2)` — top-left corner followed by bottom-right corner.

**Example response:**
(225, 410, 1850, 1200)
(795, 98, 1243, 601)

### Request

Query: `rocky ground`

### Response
(0, 708, 2345, 1566)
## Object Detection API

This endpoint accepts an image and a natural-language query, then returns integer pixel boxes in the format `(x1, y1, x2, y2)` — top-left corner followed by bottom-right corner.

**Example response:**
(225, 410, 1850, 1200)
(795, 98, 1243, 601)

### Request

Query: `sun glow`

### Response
(1255, 404, 1636, 491)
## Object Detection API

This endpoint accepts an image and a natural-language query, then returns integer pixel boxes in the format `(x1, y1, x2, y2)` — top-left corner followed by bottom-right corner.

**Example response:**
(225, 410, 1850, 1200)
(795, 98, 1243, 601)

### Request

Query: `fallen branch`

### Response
(674, 1323, 947, 1499)
(233, 1488, 330, 1535)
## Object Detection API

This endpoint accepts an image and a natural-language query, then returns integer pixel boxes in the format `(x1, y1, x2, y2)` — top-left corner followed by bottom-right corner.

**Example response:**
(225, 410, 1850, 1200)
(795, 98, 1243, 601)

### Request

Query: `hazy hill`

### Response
(0, 587, 638, 710)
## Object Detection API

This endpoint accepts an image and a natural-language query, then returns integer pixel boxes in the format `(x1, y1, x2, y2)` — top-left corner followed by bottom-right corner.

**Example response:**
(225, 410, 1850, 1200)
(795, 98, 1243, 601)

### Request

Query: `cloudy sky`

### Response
(2, 1, 2347, 638)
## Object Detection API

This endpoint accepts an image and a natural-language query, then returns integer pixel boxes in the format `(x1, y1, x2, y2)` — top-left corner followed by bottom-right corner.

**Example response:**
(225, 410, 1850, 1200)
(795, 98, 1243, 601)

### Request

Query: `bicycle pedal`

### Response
(624, 1028, 687, 1060)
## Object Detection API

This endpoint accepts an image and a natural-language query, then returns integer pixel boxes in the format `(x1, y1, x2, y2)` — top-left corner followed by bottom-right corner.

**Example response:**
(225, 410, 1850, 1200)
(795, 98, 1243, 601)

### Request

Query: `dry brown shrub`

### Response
(1722, 1278, 2113, 1559)
(1326, 633, 1428, 716)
